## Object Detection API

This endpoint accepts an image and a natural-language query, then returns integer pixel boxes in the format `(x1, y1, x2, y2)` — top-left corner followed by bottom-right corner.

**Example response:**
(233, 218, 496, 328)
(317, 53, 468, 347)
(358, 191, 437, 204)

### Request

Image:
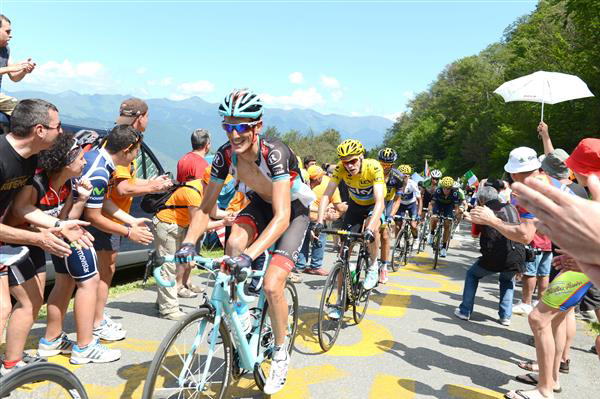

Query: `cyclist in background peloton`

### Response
(429, 176, 461, 258)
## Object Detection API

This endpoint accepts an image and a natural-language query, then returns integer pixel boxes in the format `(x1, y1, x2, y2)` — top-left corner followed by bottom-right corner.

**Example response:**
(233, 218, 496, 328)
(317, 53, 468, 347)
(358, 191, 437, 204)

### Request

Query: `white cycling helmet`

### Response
(430, 169, 442, 178)
(218, 89, 264, 120)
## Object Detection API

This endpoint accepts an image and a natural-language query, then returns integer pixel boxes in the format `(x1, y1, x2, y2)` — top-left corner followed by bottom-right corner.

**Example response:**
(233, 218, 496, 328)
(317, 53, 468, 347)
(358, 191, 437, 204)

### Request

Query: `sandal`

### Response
(518, 359, 569, 374)
(504, 389, 552, 399)
(517, 360, 538, 372)
(515, 373, 562, 393)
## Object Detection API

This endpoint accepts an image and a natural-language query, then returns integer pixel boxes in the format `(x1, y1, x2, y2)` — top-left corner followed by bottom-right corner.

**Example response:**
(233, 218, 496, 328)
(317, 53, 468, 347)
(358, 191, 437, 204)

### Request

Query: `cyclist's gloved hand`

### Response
(175, 242, 196, 263)
(313, 222, 324, 237)
(231, 253, 252, 269)
(363, 229, 375, 243)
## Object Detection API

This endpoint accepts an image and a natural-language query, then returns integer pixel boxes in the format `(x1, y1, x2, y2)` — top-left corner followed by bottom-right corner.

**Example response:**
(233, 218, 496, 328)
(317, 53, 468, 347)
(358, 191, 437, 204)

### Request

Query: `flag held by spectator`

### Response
(464, 170, 478, 187)
(424, 159, 430, 177)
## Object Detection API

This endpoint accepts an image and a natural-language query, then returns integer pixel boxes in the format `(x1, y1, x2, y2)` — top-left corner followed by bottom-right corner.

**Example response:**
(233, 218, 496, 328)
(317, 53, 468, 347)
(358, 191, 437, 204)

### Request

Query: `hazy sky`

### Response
(2, 0, 536, 119)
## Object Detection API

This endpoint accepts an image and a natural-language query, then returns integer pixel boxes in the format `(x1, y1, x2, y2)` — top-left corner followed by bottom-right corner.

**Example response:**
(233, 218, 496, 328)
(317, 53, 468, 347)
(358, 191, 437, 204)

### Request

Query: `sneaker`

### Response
(161, 310, 186, 321)
(70, 339, 121, 364)
(0, 360, 26, 376)
(512, 302, 533, 315)
(580, 310, 595, 321)
(328, 306, 343, 320)
(177, 287, 198, 298)
(104, 313, 123, 330)
(38, 332, 74, 357)
(21, 352, 47, 364)
(93, 320, 126, 341)
(363, 267, 379, 290)
(263, 352, 290, 395)
(454, 308, 470, 320)
(440, 248, 447, 258)
(499, 318, 511, 326)
(287, 272, 302, 283)
(185, 283, 205, 294)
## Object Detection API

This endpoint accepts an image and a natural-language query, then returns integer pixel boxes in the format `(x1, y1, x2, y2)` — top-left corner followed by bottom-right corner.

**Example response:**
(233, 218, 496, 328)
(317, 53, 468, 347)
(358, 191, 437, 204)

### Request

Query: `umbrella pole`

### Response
(541, 100, 544, 122)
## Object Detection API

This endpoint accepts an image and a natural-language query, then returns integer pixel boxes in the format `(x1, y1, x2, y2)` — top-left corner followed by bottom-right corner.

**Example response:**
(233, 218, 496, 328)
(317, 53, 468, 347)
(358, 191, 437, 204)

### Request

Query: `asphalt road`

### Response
(11, 226, 600, 398)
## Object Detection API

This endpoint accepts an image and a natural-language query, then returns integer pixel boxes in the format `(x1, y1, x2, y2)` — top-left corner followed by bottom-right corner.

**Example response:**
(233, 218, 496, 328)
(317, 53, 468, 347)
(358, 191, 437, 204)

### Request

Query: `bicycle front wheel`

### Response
(352, 250, 371, 324)
(143, 306, 232, 399)
(0, 362, 88, 399)
(317, 261, 346, 352)
(390, 231, 404, 272)
(433, 227, 441, 269)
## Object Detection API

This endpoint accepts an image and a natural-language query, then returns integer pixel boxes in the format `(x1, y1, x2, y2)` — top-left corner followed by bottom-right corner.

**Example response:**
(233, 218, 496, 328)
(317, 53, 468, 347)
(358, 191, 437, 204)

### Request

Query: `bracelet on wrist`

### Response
(125, 227, 131, 238)
(54, 220, 62, 228)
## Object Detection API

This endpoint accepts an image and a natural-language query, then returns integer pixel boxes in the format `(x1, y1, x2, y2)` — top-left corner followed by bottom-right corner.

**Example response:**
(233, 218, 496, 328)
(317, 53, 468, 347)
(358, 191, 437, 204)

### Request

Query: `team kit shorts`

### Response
(433, 203, 454, 218)
(541, 270, 592, 311)
(397, 202, 418, 219)
(235, 192, 309, 271)
(343, 200, 385, 232)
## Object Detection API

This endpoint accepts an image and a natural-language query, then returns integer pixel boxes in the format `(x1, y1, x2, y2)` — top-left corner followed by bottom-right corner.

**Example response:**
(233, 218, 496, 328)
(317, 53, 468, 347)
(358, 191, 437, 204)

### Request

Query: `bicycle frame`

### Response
(155, 254, 270, 389)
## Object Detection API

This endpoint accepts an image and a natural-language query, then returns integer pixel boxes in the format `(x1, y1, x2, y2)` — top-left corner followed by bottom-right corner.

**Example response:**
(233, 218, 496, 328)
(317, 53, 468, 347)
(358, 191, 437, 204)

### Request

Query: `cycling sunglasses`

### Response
(222, 120, 261, 134)
(341, 157, 360, 166)
(380, 162, 393, 169)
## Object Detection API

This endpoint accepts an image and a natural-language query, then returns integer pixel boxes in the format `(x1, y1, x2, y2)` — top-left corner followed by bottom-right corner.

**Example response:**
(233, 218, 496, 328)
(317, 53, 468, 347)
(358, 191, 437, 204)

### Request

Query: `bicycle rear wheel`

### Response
(352, 249, 371, 324)
(143, 306, 232, 399)
(254, 281, 299, 391)
(0, 362, 88, 399)
(433, 227, 441, 270)
(317, 261, 346, 352)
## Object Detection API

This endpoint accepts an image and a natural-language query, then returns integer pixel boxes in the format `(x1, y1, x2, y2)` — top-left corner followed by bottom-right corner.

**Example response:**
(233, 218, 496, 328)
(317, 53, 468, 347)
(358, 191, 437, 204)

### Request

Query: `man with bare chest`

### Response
(175, 88, 314, 394)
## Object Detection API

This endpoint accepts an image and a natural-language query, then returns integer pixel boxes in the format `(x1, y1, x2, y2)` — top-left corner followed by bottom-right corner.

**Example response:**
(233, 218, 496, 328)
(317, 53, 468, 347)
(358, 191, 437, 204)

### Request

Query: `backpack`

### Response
(478, 201, 526, 273)
(140, 183, 201, 214)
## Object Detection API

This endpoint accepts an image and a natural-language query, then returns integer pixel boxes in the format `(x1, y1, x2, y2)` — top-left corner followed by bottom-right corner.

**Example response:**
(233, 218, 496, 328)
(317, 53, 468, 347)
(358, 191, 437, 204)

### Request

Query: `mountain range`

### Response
(8, 90, 393, 172)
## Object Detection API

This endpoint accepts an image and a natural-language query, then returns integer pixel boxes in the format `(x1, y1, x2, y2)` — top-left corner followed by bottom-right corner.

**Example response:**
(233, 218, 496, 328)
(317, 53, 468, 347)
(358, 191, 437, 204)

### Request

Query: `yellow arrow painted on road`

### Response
(368, 290, 411, 318)
(446, 384, 504, 399)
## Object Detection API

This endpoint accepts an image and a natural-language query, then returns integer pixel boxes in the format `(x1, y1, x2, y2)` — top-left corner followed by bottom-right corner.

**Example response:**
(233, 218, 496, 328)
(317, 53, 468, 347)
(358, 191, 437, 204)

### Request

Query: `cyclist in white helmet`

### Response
(175, 89, 314, 394)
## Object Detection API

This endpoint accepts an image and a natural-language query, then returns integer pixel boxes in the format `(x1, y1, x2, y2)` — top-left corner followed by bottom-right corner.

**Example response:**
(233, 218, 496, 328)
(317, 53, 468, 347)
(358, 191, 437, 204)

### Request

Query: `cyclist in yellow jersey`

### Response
(314, 139, 386, 290)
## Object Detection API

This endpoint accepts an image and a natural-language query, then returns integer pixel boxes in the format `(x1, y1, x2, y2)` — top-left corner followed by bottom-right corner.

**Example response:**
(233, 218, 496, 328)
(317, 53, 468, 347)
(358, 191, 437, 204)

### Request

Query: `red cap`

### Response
(565, 138, 600, 177)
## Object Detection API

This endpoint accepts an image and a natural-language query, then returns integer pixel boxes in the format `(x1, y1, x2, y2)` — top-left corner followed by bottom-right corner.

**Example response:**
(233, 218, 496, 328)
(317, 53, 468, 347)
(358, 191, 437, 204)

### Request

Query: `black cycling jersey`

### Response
(385, 168, 403, 202)
(210, 136, 313, 206)
(433, 187, 460, 206)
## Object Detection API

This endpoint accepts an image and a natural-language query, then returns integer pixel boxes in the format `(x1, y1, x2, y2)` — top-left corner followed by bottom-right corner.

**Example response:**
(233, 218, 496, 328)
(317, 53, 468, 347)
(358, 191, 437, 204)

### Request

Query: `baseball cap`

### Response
(565, 138, 600, 177)
(541, 149, 570, 180)
(116, 98, 148, 125)
(504, 147, 541, 174)
(307, 165, 325, 180)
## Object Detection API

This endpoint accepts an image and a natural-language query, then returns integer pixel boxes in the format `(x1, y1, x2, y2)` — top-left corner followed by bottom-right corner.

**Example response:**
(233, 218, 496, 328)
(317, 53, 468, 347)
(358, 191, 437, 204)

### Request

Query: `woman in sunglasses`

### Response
(5, 133, 122, 367)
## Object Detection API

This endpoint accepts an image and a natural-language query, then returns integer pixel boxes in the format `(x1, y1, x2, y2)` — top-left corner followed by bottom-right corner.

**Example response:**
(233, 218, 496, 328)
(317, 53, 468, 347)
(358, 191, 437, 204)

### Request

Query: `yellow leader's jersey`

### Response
(331, 158, 386, 206)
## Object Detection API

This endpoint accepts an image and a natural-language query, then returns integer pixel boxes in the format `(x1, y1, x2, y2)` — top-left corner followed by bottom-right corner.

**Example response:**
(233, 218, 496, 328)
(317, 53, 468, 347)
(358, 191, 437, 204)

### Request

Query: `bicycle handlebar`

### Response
(321, 229, 364, 239)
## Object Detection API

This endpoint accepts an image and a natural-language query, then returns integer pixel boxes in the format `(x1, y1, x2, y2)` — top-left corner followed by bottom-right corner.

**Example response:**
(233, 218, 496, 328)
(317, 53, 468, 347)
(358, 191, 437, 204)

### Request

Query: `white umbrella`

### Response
(493, 71, 594, 121)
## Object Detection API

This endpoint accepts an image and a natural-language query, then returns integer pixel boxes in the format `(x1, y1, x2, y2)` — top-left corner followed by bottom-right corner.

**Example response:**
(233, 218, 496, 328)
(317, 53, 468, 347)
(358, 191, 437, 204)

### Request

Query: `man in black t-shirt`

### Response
(0, 99, 91, 376)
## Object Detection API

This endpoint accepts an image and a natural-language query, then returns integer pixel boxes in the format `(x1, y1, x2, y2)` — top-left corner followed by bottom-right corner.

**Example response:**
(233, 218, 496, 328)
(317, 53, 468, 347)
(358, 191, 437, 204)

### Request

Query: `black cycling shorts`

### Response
(235, 193, 309, 266)
(8, 245, 47, 287)
(342, 200, 373, 233)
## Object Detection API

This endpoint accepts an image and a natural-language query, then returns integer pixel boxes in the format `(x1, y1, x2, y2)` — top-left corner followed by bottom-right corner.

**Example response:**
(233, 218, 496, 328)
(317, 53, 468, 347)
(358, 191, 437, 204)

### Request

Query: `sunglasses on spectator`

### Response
(222, 120, 261, 134)
(41, 122, 62, 131)
(341, 157, 360, 166)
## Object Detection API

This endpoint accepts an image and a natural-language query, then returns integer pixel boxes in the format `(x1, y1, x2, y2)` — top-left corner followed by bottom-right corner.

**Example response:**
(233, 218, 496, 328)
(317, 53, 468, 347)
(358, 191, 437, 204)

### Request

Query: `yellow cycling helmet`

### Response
(440, 176, 455, 188)
(337, 139, 365, 158)
(398, 164, 412, 174)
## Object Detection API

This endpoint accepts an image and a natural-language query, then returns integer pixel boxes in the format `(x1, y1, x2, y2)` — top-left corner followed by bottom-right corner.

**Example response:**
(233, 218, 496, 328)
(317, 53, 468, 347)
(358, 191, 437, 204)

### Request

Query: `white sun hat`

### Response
(504, 147, 541, 174)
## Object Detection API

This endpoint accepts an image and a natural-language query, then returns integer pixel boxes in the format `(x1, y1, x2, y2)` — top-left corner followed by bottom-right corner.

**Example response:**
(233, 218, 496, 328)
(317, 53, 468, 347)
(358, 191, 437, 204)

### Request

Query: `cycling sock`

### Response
(3, 358, 21, 368)
(273, 345, 287, 361)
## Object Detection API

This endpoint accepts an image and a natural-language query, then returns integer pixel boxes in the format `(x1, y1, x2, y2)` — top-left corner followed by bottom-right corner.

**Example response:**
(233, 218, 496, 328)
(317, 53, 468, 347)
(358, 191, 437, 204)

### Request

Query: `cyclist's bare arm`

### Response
(365, 184, 385, 231)
(390, 194, 402, 217)
(316, 180, 339, 224)
(244, 180, 291, 260)
(417, 194, 423, 216)
(182, 180, 223, 245)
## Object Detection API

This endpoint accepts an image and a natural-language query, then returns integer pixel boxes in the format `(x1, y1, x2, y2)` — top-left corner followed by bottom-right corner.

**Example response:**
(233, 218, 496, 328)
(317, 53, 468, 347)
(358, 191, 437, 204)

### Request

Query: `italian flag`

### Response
(424, 159, 430, 177)
(464, 170, 478, 187)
